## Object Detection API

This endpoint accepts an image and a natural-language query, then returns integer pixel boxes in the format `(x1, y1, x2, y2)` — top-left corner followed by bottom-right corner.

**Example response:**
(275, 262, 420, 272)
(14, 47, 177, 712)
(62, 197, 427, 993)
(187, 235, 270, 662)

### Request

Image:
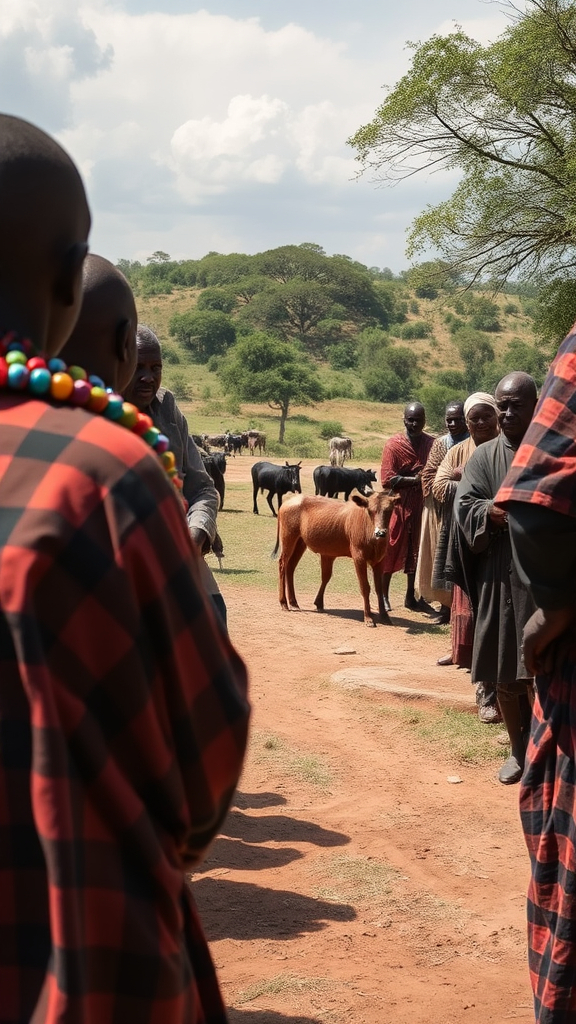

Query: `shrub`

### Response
(401, 320, 431, 340)
(196, 287, 237, 314)
(169, 310, 236, 362)
(168, 372, 193, 401)
(162, 342, 181, 365)
(319, 420, 344, 440)
(469, 297, 501, 332)
(364, 368, 405, 402)
(421, 383, 466, 432)
(433, 369, 468, 390)
(328, 342, 358, 370)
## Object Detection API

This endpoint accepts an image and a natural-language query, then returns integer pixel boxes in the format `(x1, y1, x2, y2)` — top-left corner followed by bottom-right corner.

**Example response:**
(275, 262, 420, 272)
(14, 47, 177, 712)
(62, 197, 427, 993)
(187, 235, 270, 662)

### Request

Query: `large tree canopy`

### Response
(218, 334, 324, 443)
(349, 1, 576, 289)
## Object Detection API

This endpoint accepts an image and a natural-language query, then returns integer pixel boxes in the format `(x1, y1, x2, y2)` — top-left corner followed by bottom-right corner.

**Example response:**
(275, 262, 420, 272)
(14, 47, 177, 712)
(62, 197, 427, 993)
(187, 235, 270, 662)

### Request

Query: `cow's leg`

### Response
(266, 490, 277, 517)
(372, 561, 391, 625)
(285, 538, 306, 609)
(352, 555, 376, 626)
(314, 556, 335, 612)
(252, 480, 259, 514)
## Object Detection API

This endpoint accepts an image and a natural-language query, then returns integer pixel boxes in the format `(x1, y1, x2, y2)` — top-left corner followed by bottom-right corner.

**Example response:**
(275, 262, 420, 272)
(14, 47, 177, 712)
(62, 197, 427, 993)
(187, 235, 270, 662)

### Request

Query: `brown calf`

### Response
(273, 491, 399, 626)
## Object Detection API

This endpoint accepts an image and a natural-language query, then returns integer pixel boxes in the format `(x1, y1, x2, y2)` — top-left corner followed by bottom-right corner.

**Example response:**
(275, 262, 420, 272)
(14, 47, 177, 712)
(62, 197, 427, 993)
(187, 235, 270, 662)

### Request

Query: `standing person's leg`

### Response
(498, 679, 532, 783)
(381, 572, 392, 612)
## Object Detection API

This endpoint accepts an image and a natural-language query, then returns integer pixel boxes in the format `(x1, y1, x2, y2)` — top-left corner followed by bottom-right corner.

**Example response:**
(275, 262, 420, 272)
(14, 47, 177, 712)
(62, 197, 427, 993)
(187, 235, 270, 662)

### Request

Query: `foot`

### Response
(478, 703, 502, 725)
(383, 596, 391, 612)
(498, 754, 524, 785)
(431, 609, 451, 626)
(405, 596, 435, 613)
(437, 654, 453, 666)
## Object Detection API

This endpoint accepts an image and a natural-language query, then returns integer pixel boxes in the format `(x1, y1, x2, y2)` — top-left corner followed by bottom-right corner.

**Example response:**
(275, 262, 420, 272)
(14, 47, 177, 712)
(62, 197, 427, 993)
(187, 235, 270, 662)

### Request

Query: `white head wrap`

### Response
(464, 392, 498, 419)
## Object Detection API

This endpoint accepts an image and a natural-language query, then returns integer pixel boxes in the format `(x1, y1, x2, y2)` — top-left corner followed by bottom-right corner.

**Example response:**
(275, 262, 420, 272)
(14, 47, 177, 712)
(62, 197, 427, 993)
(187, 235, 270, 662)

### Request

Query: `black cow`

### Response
(228, 432, 248, 456)
(251, 461, 302, 516)
(313, 465, 377, 501)
(202, 451, 226, 509)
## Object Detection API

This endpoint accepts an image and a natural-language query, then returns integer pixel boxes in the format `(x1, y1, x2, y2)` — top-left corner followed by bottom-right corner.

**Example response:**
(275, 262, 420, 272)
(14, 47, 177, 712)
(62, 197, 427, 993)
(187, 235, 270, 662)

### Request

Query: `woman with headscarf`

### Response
(431, 393, 500, 721)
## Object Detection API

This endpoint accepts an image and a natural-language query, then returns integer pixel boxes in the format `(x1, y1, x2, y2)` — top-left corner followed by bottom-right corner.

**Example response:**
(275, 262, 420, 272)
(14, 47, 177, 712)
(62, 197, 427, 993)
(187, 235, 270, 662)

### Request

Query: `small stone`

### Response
(334, 645, 356, 655)
(447, 775, 463, 784)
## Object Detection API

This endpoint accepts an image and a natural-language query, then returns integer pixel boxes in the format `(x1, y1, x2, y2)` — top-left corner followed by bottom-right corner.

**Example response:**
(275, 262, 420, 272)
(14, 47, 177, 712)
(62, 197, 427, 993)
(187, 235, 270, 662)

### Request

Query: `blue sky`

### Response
(0, 0, 511, 270)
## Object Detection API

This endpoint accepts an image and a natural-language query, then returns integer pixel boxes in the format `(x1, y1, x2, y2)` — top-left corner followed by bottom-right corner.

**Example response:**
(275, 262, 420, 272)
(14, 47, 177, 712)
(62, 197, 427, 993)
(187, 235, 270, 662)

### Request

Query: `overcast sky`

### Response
(1, 0, 512, 270)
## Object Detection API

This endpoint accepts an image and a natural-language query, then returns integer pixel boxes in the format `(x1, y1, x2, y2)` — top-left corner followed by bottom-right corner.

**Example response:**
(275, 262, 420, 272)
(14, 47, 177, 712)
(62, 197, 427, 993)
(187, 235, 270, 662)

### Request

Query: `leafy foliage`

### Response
(349, 2, 576, 295)
(218, 333, 324, 442)
(168, 310, 236, 362)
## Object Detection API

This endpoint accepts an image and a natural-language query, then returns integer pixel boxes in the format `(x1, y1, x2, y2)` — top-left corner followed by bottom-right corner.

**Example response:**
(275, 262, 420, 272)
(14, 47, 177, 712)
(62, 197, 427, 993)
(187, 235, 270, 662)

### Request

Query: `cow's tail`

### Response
(271, 518, 281, 560)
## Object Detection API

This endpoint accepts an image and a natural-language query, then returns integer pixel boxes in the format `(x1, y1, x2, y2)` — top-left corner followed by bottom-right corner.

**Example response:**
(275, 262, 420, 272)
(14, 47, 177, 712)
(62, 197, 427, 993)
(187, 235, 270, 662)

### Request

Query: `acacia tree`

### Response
(218, 333, 324, 443)
(349, 1, 576, 291)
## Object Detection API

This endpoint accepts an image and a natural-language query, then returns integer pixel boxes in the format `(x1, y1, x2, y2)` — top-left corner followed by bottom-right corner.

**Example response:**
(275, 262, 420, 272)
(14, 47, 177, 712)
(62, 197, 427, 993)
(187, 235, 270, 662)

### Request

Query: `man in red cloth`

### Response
(380, 401, 434, 611)
(0, 114, 249, 1024)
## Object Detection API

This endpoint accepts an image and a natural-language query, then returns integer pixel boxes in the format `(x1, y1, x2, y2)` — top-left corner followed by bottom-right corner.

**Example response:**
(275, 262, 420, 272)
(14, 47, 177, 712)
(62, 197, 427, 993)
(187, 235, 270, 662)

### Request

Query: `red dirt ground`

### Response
(191, 457, 534, 1024)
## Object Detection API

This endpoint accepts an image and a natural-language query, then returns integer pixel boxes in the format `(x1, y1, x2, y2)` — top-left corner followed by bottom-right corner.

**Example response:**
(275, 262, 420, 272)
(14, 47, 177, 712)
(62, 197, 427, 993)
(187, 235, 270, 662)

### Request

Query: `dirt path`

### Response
(192, 581, 533, 1024)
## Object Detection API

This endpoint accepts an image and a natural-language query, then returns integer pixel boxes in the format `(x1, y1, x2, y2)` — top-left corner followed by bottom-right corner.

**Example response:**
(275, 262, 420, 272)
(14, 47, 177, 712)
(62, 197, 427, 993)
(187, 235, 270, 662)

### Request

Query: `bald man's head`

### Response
(0, 114, 91, 356)
(495, 371, 538, 446)
(60, 255, 137, 393)
(403, 402, 426, 438)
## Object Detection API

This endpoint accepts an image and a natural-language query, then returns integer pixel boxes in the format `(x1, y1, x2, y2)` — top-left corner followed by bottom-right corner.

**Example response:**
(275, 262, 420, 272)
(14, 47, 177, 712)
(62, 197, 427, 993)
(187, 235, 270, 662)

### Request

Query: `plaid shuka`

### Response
(0, 394, 249, 1024)
(495, 327, 576, 518)
(497, 329, 576, 1021)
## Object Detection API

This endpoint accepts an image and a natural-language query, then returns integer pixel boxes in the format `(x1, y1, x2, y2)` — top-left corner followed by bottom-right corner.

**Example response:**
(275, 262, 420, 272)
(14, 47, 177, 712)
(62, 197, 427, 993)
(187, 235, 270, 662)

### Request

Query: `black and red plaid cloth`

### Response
(495, 327, 576, 518)
(497, 329, 576, 1020)
(0, 393, 249, 1024)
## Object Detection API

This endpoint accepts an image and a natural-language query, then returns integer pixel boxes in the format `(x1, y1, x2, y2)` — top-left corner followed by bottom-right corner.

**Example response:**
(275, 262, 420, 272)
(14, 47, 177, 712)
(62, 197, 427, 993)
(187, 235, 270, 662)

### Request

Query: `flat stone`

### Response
(334, 646, 356, 655)
(447, 775, 463, 784)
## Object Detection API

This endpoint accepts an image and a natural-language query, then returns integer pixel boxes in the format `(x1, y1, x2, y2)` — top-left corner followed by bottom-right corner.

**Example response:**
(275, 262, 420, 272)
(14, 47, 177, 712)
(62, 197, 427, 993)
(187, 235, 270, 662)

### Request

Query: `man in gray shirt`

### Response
(126, 324, 226, 623)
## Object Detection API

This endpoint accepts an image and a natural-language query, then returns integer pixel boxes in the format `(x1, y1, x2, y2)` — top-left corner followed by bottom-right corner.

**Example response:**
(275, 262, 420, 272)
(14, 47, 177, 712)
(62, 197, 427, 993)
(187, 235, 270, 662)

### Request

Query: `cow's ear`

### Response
(351, 493, 368, 508)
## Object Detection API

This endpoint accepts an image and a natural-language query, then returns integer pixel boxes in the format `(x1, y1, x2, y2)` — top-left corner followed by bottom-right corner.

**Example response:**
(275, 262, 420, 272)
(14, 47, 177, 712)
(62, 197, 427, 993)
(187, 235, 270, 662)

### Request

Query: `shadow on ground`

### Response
(229, 1012, 324, 1024)
(198, 804, 349, 873)
(234, 791, 287, 810)
(193, 877, 356, 940)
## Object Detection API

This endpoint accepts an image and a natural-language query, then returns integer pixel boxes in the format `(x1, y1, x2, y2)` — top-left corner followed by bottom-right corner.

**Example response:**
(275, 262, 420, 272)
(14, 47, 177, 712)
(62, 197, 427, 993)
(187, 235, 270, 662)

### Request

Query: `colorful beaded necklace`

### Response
(0, 331, 183, 493)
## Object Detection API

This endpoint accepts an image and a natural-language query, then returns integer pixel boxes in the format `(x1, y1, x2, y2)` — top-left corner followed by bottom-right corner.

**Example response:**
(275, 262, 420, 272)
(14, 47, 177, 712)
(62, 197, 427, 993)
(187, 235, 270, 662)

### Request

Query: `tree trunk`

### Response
(278, 402, 289, 444)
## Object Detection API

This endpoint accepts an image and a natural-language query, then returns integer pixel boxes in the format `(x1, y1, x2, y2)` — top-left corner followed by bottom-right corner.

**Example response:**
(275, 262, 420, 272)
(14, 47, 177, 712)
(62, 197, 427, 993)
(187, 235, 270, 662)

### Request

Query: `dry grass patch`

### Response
(312, 853, 397, 904)
(376, 703, 507, 766)
(235, 973, 333, 1005)
(253, 731, 334, 790)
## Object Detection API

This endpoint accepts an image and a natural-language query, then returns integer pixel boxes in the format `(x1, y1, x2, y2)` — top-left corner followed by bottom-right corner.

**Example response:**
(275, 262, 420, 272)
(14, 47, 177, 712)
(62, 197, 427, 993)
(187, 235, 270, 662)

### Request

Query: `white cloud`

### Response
(0, 2, 511, 268)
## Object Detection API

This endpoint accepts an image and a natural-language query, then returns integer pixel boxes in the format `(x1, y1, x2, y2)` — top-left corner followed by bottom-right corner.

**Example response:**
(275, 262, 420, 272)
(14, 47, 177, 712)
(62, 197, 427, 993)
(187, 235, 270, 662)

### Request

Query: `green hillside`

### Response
(119, 246, 550, 454)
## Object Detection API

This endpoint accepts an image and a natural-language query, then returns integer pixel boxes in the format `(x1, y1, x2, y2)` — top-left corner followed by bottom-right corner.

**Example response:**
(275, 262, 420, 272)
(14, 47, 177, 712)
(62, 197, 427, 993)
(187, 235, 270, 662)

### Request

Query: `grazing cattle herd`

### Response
(192, 427, 398, 624)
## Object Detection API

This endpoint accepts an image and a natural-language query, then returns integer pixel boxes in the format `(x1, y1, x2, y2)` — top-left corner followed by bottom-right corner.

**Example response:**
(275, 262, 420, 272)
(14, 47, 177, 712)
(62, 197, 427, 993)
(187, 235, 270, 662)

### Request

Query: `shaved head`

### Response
(496, 371, 538, 402)
(403, 401, 426, 439)
(61, 255, 137, 393)
(495, 371, 538, 446)
(0, 114, 91, 355)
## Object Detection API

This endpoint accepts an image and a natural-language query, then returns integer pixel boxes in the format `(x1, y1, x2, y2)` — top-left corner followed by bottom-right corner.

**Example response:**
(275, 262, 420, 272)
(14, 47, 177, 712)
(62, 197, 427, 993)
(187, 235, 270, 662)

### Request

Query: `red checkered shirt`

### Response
(496, 327, 576, 516)
(0, 393, 249, 1024)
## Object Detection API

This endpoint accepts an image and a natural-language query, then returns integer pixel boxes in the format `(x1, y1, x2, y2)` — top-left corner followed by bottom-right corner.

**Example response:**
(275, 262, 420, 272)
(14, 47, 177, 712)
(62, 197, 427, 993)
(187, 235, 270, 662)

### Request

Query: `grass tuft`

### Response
(379, 704, 507, 765)
(236, 974, 331, 1005)
(312, 854, 397, 903)
(254, 731, 334, 788)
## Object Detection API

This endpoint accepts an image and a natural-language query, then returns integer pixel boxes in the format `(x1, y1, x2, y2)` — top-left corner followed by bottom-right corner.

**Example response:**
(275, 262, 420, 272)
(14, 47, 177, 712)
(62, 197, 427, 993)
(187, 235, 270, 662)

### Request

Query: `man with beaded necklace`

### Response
(0, 114, 249, 1024)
